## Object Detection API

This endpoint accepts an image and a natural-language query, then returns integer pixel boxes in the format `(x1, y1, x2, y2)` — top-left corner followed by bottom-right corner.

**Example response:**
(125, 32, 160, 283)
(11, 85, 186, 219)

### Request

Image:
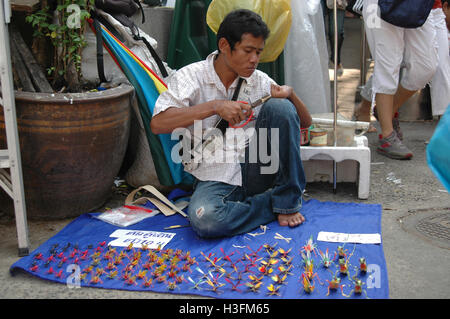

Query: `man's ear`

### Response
(218, 37, 231, 54)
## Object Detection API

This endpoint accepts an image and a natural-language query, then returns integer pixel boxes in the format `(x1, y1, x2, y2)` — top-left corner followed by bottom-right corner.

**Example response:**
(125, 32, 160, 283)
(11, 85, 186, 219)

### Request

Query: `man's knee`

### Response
(402, 60, 438, 91)
(187, 202, 228, 238)
(262, 98, 299, 124)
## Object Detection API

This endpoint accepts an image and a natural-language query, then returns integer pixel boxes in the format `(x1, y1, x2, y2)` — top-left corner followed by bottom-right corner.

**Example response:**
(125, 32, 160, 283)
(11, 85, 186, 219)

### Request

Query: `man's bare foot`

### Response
(277, 212, 305, 227)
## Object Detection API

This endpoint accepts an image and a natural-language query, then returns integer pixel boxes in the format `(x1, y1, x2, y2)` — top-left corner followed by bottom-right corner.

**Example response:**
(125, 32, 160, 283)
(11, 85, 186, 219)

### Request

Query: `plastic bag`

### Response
(206, 0, 292, 63)
(427, 105, 450, 191)
(95, 205, 159, 227)
(283, 0, 331, 114)
(306, 0, 322, 14)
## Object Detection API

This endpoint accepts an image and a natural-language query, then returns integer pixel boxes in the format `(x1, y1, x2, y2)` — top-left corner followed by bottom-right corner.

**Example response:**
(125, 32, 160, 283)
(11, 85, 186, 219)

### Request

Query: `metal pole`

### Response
(358, 19, 368, 90)
(332, 0, 338, 193)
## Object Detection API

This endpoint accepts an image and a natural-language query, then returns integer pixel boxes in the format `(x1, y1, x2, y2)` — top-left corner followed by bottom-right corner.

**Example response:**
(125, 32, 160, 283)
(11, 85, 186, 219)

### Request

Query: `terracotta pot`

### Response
(0, 84, 134, 219)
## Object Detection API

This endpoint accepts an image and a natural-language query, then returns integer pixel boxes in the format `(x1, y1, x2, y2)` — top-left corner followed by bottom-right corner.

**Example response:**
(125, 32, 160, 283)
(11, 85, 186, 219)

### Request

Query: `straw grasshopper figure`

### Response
(181, 262, 193, 273)
(301, 273, 315, 294)
(278, 264, 293, 277)
(142, 277, 154, 288)
(201, 251, 225, 273)
(185, 256, 198, 266)
(227, 262, 244, 281)
(248, 274, 264, 284)
(280, 255, 294, 268)
(338, 244, 356, 276)
(187, 276, 205, 290)
(106, 270, 118, 279)
(245, 280, 263, 293)
(225, 277, 245, 292)
(266, 284, 281, 296)
(124, 275, 137, 286)
(318, 248, 335, 268)
(258, 263, 274, 276)
(277, 247, 292, 259)
(301, 236, 318, 256)
(204, 274, 225, 294)
(303, 260, 322, 285)
(136, 269, 148, 280)
(359, 257, 367, 273)
(263, 243, 278, 255)
(125, 242, 134, 252)
(89, 274, 103, 285)
(346, 273, 370, 299)
(195, 267, 209, 281)
(301, 250, 313, 267)
(271, 273, 288, 285)
(324, 270, 346, 297)
(166, 280, 180, 291)
(301, 250, 320, 282)
(338, 258, 350, 276)
(220, 247, 235, 264)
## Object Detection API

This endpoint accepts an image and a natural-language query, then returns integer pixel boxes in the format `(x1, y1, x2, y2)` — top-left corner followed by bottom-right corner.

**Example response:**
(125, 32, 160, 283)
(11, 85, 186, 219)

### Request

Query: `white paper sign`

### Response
(317, 231, 381, 244)
(108, 229, 176, 249)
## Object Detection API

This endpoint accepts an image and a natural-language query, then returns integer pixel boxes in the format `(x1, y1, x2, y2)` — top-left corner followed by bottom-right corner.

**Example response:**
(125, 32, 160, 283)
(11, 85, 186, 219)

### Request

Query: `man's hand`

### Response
(271, 84, 293, 99)
(215, 100, 252, 126)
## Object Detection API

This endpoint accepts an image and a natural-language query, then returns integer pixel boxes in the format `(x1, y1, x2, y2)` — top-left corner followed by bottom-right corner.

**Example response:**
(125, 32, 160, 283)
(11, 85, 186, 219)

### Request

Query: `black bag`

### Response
(143, 0, 166, 6)
(95, 0, 140, 19)
(378, 0, 435, 28)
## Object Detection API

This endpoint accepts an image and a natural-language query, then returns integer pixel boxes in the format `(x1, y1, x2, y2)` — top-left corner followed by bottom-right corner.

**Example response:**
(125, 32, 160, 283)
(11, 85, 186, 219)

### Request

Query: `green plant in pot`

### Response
(1, 0, 135, 219)
(25, 0, 93, 92)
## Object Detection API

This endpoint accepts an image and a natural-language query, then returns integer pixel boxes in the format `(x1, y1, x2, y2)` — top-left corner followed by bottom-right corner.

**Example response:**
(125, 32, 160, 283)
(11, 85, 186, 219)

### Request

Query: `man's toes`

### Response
(289, 217, 300, 227)
(278, 217, 288, 226)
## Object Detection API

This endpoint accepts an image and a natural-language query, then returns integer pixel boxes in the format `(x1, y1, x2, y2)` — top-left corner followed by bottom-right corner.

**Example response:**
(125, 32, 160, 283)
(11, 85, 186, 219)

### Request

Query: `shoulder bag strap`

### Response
(92, 15, 108, 83)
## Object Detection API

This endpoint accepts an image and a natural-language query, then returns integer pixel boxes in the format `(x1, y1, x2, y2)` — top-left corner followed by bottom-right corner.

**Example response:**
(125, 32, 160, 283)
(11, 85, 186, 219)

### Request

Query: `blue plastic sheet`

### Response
(10, 198, 388, 299)
(427, 105, 450, 191)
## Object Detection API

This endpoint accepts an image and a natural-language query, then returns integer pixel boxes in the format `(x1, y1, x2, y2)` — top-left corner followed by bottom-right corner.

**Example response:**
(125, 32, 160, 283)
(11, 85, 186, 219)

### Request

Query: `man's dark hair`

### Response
(442, 0, 448, 5)
(216, 9, 270, 52)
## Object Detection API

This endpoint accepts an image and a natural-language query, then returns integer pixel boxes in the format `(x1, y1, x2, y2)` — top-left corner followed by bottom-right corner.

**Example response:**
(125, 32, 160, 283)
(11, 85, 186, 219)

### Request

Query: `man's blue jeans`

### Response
(187, 98, 307, 238)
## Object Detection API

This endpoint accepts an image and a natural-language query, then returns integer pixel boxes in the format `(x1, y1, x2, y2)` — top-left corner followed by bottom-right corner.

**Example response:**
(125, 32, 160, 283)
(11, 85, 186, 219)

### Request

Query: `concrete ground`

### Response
(0, 17, 449, 300)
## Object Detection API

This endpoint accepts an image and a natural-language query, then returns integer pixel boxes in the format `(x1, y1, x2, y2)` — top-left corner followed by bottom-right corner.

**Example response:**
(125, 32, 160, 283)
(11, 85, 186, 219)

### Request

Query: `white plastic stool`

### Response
(301, 135, 371, 199)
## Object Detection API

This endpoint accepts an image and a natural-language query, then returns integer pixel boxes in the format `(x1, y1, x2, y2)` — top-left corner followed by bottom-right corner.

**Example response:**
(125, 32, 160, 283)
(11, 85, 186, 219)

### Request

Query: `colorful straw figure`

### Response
(301, 273, 315, 294)
(266, 284, 281, 296)
(301, 236, 318, 256)
(325, 271, 346, 297)
(346, 274, 369, 299)
(359, 257, 367, 273)
(318, 248, 335, 268)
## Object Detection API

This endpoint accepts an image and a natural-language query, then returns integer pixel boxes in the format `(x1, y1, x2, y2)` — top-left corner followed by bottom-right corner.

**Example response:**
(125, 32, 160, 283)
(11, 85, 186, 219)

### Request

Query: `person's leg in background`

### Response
(395, 13, 438, 114)
(363, 0, 410, 159)
(428, 7, 450, 117)
(321, 0, 345, 75)
(363, 0, 438, 159)
(328, 8, 346, 76)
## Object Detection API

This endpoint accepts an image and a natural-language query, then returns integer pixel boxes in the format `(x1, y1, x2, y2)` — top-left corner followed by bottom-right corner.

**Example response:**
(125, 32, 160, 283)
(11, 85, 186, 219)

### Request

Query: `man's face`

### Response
(222, 33, 265, 78)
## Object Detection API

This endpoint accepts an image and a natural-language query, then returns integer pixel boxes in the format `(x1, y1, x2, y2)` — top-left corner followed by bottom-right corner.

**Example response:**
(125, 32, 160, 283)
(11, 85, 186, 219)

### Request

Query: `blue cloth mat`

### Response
(10, 198, 389, 299)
